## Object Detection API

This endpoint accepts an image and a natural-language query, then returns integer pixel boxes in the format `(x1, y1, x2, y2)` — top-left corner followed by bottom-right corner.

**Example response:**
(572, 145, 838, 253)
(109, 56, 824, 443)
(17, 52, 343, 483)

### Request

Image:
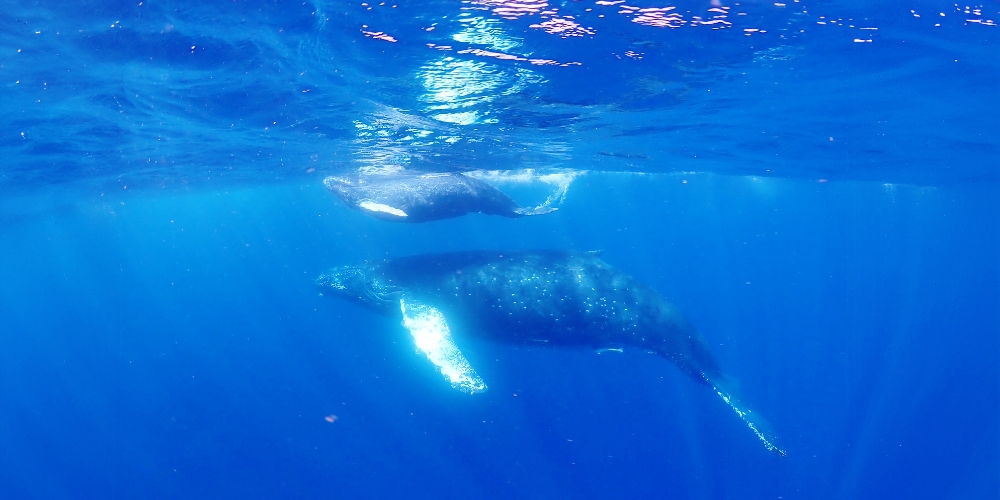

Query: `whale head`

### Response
(316, 263, 398, 313)
(322, 175, 357, 203)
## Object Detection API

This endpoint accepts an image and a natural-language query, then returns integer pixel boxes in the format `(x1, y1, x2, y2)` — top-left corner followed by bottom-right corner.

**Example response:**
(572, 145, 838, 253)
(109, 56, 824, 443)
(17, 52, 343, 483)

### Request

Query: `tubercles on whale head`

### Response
(323, 175, 354, 188)
(322, 175, 355, 201)
(316, 264, 397, 312)
(316, 265, 363, 293)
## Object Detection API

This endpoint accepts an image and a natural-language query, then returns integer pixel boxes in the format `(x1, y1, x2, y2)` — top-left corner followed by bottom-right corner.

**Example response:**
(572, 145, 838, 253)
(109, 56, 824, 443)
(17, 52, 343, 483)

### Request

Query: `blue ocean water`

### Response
(1, 0, 998, 498)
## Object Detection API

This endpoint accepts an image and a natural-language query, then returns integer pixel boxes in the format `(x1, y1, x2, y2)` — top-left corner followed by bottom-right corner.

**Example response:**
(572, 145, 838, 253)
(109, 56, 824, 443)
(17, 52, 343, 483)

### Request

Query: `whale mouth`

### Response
(316, 265, 397, 311)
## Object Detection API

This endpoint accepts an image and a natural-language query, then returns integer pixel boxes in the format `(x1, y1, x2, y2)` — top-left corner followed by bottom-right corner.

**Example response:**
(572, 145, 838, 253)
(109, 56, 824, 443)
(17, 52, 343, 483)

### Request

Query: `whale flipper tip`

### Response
(514, 205, 558, 216)
(713, 382, 785, 456)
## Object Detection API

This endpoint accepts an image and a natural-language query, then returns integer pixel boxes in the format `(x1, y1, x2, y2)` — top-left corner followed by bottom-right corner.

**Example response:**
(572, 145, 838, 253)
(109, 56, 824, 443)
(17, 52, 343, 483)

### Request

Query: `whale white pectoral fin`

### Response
(359, 200, 408, 217)
(712, 380, 786, 457)
(513, 205, 557, 216)
(399, 297, 487, 394)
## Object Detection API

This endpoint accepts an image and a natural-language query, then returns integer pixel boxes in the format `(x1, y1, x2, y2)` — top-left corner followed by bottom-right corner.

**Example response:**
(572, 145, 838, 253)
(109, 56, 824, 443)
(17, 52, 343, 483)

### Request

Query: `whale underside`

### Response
(317, 250, 785, 456)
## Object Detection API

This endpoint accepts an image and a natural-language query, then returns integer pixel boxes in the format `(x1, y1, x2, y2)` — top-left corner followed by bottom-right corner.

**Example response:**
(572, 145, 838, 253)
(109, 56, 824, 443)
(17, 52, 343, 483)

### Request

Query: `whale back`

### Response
(324, 173, 523, 222)
(377, 250, 724, 386)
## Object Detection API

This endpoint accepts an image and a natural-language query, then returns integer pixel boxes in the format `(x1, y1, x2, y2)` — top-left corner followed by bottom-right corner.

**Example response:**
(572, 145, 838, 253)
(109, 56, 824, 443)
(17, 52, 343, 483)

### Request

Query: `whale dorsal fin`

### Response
(596, 347, 623, 354)
(399, 297, 487, 394)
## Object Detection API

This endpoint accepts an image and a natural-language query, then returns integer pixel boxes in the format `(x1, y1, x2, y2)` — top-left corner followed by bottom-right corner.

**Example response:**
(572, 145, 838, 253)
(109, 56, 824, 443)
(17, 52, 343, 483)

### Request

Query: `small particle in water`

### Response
(324, 414, 338, 423)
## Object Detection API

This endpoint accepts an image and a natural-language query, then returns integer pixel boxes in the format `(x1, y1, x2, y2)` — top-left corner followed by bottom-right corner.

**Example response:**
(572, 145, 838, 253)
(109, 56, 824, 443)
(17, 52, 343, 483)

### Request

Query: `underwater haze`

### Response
(1, 0, 998, 499)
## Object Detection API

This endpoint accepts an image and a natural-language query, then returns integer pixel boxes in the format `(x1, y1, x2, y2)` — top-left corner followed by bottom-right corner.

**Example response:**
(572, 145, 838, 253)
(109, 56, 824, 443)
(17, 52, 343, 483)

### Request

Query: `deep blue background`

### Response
(2, 0, 999, 499)
(3, 177, 997, 498)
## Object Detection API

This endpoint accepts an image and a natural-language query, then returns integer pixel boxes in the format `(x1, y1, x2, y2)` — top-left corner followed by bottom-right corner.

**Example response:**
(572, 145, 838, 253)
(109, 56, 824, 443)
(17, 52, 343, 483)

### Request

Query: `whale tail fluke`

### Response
(513, 205, 558, 217)
(711, 377, 786, 457)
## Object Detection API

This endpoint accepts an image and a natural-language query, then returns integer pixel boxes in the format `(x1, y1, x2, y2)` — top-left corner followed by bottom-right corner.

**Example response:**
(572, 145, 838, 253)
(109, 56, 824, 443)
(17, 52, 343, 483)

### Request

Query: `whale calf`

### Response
(323, 172, 556, 223)
(317, 250, 785, 455)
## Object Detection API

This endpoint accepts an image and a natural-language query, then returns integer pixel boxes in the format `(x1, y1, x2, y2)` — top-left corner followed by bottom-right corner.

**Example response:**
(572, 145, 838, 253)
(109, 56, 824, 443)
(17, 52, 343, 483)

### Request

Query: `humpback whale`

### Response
(323, 172, 556, 222)
(317, 250, 785, 455)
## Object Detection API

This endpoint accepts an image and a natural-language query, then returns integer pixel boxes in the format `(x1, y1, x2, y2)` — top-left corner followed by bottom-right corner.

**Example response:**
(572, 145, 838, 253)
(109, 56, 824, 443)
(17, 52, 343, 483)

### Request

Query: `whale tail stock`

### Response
(709, 375, 786, 457)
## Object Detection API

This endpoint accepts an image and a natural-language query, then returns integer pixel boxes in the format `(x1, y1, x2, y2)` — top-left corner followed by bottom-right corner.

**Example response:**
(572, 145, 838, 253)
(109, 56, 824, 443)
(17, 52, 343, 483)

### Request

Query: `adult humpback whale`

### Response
(323, 172, 556, 222)
(317, 250, 785, 455)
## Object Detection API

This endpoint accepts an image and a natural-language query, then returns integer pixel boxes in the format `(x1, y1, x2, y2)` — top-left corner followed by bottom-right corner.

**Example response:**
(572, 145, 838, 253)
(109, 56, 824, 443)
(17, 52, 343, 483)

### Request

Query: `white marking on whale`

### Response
(359, 200, 408, 217)
(400, 298, 486, 393)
